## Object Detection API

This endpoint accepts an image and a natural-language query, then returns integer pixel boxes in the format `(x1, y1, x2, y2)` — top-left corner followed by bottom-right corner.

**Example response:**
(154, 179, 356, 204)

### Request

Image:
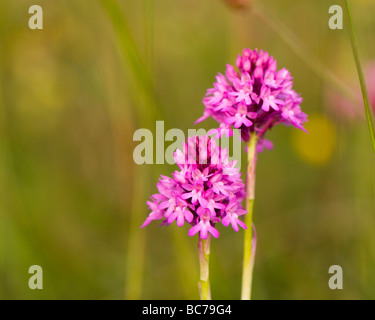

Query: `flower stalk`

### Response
(342, 0, 375, 152)
(198, 235, 211, 300)
(241, 133, 258, 300)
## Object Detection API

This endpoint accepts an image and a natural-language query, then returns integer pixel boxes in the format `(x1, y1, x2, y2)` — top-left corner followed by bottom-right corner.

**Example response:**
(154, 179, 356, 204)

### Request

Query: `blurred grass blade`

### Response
(100, 0, 153, 300)
(143, 0, 155, 69)
(100, 0, 160, 123)
(342, 0, 375, 152)
(124, 166, 146, 300)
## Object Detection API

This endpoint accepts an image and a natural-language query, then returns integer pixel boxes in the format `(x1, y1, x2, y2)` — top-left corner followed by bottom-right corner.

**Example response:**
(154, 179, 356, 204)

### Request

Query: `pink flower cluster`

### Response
(141, 136, 247, 239)
(196, 49, 308, 143)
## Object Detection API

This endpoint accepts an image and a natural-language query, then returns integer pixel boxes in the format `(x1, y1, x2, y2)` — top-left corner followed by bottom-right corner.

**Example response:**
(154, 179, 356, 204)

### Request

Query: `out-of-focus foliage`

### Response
(1, 0, 374, 299)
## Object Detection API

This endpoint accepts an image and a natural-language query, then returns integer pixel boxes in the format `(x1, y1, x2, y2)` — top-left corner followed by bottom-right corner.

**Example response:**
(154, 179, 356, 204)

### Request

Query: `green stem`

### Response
(342, 0, 375, 152)
(241, 134, 258, 300)
(198, 235, 211, 300)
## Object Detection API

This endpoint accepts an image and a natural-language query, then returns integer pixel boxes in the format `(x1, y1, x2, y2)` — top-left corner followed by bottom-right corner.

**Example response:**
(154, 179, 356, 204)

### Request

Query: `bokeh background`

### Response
(1, 0, 375, 300)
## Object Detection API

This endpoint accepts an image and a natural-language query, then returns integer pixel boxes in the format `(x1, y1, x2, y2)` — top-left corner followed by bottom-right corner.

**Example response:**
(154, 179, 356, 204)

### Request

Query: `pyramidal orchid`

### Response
(197, 48, 307, 146)
(141, 135, 247, 299)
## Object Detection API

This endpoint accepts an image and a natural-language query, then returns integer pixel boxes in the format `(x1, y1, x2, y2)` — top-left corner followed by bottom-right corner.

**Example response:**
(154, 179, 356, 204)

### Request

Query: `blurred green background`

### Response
(1, 0, 375, 300)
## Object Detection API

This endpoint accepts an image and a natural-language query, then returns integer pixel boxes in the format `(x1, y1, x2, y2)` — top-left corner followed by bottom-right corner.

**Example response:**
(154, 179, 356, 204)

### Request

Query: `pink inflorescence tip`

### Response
(196, 48, 308, 146)
(141, 136, 247, 239)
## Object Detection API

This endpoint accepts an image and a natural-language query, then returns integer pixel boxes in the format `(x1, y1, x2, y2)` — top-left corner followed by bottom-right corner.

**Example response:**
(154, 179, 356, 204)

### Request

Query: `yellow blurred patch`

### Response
(292, 114, 336, 165)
